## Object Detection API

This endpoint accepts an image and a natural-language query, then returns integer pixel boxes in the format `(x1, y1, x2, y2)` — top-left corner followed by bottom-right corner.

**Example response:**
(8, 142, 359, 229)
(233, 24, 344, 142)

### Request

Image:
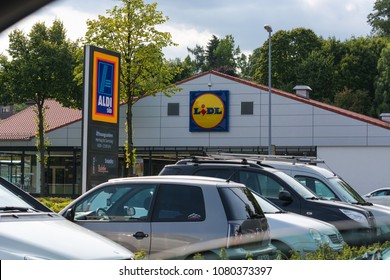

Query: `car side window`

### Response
(372, 190, 389, 197)
(152, 184, 205, 222)
(295, 176, 337, 200)
(73, 184, 156, 222)
(239, 171, 283, 199)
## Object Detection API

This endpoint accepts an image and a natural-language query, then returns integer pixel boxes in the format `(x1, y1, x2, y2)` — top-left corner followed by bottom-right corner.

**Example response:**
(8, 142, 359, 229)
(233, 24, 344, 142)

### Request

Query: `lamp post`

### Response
(264, 24, 272, 155)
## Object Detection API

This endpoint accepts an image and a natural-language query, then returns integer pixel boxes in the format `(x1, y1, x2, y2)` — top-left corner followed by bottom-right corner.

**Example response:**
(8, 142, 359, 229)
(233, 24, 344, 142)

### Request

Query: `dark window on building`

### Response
(167, 103, 179, 116)
(241, 102, 253, 115)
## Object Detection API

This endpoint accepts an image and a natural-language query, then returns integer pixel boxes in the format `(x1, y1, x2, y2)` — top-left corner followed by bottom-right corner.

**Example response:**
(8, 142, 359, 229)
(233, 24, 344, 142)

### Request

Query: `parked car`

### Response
(225, 155, 390, 243)
(159, 158, 377, 246)
(0, 177, 133, 260)
(252, 192, 344, 259)
(364, 188, 390, 207)
(354, 246, 390, 260)
(59, 175, 276, 260)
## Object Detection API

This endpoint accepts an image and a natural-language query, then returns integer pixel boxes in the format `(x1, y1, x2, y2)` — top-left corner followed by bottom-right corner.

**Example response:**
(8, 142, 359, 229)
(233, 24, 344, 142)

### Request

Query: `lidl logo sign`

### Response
(92, 51, 119, 123)
(190, 90, 229, 132)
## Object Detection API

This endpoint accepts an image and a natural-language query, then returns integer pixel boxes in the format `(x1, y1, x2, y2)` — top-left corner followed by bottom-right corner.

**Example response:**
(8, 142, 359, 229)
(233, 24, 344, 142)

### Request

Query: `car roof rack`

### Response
(205, 152, 325, 165)
(176, 156, 264, 168)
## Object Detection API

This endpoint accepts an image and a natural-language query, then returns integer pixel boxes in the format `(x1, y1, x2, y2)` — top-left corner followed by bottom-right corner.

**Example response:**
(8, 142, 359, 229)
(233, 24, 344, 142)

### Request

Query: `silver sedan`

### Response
(253, 192, 344, 259)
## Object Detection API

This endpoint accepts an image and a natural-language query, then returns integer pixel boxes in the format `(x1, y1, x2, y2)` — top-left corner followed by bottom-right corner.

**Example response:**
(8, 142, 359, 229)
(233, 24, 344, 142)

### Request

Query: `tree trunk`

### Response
(37, 103, 48, 197)
(126, 100, 135, 177)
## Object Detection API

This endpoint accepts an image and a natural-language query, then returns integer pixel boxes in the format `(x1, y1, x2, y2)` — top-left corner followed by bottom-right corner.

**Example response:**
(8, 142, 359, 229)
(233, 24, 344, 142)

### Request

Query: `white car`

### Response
(364, 188, 390, 207)
(0, 177, 134, 260)
(252, 193, 344, 259)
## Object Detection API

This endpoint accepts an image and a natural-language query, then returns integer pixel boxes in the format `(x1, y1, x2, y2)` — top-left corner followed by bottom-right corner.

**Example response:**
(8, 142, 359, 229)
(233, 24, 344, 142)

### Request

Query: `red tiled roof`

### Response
(180, 70, 390, 130)
(0, 100, 81, 140)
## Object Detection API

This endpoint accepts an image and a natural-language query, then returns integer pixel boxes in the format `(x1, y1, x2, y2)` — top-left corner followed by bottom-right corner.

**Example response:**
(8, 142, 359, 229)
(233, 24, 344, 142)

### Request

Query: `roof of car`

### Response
(107, 175, 245, 187)
(365, 187, 390, 195)
(173, 158, 280, 174)
(259, 160, 337, 178)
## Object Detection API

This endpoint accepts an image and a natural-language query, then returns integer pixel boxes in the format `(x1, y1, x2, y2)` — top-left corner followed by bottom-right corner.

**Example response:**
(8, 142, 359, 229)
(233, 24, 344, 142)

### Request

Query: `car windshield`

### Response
(273, 171, 318, 199)
(0, 183, 33, 209)
(328, 177, 368, 204)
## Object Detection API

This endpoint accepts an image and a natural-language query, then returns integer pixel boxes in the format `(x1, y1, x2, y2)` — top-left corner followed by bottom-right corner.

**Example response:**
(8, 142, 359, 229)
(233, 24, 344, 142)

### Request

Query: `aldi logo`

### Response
(190, 90, 229, 132)
(92, 51, 119, 123)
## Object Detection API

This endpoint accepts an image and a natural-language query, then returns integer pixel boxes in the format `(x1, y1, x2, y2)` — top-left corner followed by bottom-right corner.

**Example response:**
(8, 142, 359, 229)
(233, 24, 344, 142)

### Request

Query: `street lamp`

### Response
(264, 24, 272, 155)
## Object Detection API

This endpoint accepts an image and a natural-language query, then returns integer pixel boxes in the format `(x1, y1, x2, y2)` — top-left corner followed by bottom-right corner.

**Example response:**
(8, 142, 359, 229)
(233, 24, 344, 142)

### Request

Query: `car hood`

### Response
(0, 212, 133, 260)
(309, 198, 370, 213)
(358, 204, 390, 233)
(265, 212, 339, 237)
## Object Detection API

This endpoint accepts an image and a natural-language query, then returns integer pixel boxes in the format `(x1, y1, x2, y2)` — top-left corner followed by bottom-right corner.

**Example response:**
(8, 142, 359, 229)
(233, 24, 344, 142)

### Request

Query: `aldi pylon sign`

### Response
(82, 45, 120, 193)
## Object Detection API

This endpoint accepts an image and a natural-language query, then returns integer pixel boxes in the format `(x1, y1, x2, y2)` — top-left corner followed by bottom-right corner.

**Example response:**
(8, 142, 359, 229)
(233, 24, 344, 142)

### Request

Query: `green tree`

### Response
(334, 88, 372, 115)
(205, 35, 220, 70)
(295, 49, 336, 103)
(84, 0, 181, 176)
(213, 35, 241, 76)
(187, 44, 206, 73)
(169, 55, 196, 83)
(367, 0, 390, 37)
(338, 37, 387, 116)
(373, 43, 390, 115)
(187, 34, 243, 76)
(0, 20, 80, 196)
(252, 28, 323, 92)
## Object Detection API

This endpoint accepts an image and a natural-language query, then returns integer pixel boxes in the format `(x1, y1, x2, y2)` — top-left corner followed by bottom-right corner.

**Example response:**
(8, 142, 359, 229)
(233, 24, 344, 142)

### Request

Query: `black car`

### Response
(159, 158, 377, 246)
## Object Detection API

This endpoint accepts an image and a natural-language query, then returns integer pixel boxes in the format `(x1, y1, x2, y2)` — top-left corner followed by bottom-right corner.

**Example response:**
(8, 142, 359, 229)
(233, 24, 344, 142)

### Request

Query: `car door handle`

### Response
(133, 231, 149, 239)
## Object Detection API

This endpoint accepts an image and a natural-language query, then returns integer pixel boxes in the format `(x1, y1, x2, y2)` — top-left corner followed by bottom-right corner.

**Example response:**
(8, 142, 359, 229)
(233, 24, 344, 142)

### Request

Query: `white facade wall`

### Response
(132, 72, 390, 148)
(132, 72, 390, 193)
(47, 121, 82, 146)
(318, 146, 390, 195)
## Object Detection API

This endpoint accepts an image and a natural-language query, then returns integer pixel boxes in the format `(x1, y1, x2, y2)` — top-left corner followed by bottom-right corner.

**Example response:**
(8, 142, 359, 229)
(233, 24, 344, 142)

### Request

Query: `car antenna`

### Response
(226, 171, 237, 183)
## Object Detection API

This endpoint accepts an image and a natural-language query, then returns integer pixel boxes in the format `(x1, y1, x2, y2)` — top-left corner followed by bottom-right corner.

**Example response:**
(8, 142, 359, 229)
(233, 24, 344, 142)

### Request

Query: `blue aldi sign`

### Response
(96, 61, 114, 116)
(91, 50, 119, 124)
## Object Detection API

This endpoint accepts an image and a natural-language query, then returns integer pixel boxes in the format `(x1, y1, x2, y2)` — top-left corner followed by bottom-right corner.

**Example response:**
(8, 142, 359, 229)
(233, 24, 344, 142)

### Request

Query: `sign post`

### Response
(82, 45, 120, 193)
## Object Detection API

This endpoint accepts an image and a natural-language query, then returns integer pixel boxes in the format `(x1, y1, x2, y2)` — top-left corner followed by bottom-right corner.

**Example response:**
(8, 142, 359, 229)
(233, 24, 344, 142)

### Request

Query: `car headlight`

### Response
(309, 229, 329, 244)
(339, 209, 369, 227)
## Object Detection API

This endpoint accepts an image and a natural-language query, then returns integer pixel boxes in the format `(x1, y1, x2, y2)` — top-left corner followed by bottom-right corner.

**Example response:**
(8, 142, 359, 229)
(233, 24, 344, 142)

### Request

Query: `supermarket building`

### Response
(0, 70, 389, 196)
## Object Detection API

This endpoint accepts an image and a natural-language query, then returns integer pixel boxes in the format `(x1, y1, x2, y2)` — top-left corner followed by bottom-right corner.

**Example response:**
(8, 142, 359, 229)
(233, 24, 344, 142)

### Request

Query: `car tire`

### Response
(272, 241, 292, 260)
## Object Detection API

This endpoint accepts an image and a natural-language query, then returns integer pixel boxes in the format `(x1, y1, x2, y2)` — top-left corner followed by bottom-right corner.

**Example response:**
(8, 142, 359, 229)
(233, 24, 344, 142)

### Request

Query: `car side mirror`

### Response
(124, 206, 135, 216)
(64, 208, 75, 221)
(279, 190, 293, 202)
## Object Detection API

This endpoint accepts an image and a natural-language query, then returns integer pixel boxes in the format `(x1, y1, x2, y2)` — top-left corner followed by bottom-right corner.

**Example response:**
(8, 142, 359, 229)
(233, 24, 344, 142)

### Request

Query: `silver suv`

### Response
(60, 175, 276, 260)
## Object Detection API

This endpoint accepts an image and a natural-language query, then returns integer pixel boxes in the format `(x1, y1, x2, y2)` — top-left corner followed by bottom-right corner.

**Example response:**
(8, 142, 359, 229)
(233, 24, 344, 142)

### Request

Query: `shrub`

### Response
(37, 197, 73, 213)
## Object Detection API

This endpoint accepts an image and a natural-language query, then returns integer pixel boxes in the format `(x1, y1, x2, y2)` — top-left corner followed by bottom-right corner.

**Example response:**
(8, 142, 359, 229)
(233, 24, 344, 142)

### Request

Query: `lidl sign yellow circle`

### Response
(190, 91, 229, 132)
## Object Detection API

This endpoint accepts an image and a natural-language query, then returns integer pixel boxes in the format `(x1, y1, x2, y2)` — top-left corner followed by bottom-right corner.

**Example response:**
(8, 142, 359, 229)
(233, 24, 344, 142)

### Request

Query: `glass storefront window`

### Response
(47, 151, 81, 196)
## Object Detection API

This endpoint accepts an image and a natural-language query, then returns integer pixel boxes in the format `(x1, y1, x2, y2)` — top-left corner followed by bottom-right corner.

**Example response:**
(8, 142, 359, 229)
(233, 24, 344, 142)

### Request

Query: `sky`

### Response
(0, 0, 377, 60)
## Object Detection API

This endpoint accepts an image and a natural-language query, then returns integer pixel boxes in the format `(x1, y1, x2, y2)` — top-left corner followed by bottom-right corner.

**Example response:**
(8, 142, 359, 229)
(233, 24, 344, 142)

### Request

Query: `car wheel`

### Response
(272, 241, 292, 260)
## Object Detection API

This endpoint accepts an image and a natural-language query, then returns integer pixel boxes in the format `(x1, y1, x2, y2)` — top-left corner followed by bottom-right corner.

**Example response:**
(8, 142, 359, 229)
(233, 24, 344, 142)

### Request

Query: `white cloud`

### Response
(0, 0, 376, 60)
(158, 23, 214, 59)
